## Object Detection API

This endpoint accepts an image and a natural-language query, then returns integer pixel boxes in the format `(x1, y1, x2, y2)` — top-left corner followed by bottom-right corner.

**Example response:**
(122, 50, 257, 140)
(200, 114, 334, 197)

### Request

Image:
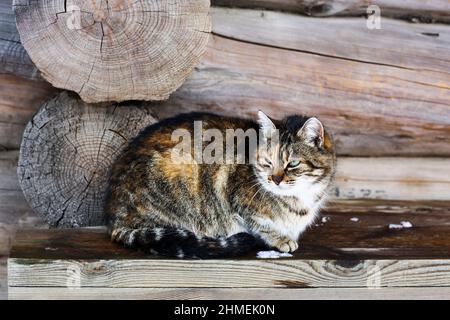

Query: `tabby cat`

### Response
(105, 111, 336, 258)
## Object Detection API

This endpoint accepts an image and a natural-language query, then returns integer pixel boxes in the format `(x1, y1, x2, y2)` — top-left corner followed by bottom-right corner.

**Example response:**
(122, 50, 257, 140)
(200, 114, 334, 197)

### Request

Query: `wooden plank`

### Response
(0, 74, 58, 150)
(324, 199, 450, 227)
(9, 256, 450, 289)
(8, 222, 450, 288)
(212, 0, 450, 23)
(10, 219, 450, 260)
(8, 287, 450, 300)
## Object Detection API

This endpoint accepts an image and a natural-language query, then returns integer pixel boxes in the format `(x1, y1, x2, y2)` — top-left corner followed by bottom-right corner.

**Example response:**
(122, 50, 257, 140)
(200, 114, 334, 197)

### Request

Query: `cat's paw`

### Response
(275, 239, 298, 253)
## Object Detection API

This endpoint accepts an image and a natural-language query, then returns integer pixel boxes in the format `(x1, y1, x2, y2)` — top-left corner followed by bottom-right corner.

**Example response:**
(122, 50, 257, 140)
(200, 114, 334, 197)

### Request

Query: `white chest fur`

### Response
(259, 176, 328, 240)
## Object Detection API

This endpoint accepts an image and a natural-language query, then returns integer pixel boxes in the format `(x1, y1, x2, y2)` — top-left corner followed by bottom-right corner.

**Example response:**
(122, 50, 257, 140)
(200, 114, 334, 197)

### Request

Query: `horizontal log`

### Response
(333, 158, 450, 201)
(3, 149, 450, 228)
(0, 1, 41, 80)
(0, 151, 45, 256)
(0, 151, 41, 224)
(8, 227, 450, 289)
(212, 0, 450, 23)
(1, 7, 449, 155)
(9, 286, 450, 300)
(154, 8, 450, 156)
(0, 74, 58, 150)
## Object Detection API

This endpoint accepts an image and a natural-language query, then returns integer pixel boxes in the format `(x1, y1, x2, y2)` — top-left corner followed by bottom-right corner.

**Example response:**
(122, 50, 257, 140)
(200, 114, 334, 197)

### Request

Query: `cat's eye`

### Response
(287, 160, 301, 168)
(262, 159, 273, 168)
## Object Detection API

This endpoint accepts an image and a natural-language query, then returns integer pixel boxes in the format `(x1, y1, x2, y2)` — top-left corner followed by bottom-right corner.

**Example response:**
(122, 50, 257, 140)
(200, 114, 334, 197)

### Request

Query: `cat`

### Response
(104, 111, 336, 258)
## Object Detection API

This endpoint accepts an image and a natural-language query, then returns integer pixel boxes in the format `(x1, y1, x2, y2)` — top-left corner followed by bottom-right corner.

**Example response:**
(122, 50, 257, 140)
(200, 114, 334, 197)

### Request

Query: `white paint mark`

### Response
(350, 217, 359, 222)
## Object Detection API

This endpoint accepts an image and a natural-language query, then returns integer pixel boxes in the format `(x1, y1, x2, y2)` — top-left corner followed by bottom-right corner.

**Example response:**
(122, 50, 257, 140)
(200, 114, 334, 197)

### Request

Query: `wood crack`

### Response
(211, 31, 443, 73)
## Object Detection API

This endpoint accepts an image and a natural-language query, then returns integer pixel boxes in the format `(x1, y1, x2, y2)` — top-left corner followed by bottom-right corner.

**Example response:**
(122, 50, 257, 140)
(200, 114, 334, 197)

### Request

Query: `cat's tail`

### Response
(110, 226, 262, 258)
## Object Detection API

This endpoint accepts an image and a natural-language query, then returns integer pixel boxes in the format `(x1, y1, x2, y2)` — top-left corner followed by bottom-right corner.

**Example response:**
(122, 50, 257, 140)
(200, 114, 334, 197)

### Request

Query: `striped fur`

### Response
(111, 226, 262, 258)
(105, 112, 336, 258)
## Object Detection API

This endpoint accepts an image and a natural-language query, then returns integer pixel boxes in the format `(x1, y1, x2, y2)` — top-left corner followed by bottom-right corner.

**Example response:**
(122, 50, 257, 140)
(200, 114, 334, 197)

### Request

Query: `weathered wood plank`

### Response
(9, 287, 450, 300)
(212, 0, 450, 23)
(10, 216, 450, 260)
(9, 256, 450, 288)
(8, 223, 450, 288)
(8, 254, 450, 288)
(324, 199, 450, 227)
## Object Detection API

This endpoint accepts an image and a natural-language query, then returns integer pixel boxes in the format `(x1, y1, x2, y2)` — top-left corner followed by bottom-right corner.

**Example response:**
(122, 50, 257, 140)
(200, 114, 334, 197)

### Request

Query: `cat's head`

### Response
(254, 111, 336, 197)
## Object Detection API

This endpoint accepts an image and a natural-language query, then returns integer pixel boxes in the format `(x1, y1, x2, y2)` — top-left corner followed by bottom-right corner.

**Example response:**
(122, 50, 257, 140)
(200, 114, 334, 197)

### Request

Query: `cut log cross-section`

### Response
(13, 0, 211, 103)
(17, 92, 157, 227)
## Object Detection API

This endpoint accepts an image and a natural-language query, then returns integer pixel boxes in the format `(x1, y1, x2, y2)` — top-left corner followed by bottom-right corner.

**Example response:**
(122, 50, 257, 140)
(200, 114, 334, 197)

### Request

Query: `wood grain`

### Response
(212, 0, 450, 23)
(0, 74, 57, 150)
(9, 256, 450, 288)
(0, 257, 6, 300)
(18, 92, 158, 227)
(2, 6, 449, 155)
(13, 0, 211, 103)
(153, 9, 450, 156)
(333, 158, 450, 201)
(0, 0, 41, 80)
(8, 287, 450, 300)
(16, 95, 450, 229)
(8, 221, 450, 289)
(324, 199, 450, 227)
(0, 151, 45, 257)
(10, 210, 450, 259)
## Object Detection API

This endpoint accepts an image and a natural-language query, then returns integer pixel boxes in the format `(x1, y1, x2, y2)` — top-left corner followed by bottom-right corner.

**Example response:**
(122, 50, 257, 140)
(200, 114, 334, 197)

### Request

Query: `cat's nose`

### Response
(272, 175, 283, 185)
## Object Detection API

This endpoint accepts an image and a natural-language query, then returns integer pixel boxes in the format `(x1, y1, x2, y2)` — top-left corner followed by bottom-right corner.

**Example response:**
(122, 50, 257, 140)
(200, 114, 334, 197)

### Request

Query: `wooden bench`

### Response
(8, 200, 450, 300)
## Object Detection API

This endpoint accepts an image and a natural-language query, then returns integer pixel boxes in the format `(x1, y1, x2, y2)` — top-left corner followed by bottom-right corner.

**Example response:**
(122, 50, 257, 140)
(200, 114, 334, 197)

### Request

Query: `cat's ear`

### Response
(298, 117, 324, 148)
(257, 110, 276, 137)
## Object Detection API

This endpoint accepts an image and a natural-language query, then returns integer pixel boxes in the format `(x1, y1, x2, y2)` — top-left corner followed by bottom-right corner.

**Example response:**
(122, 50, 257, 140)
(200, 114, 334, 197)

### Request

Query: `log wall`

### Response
(2, 6, 449, 155)
(0, 0, 449, 299)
